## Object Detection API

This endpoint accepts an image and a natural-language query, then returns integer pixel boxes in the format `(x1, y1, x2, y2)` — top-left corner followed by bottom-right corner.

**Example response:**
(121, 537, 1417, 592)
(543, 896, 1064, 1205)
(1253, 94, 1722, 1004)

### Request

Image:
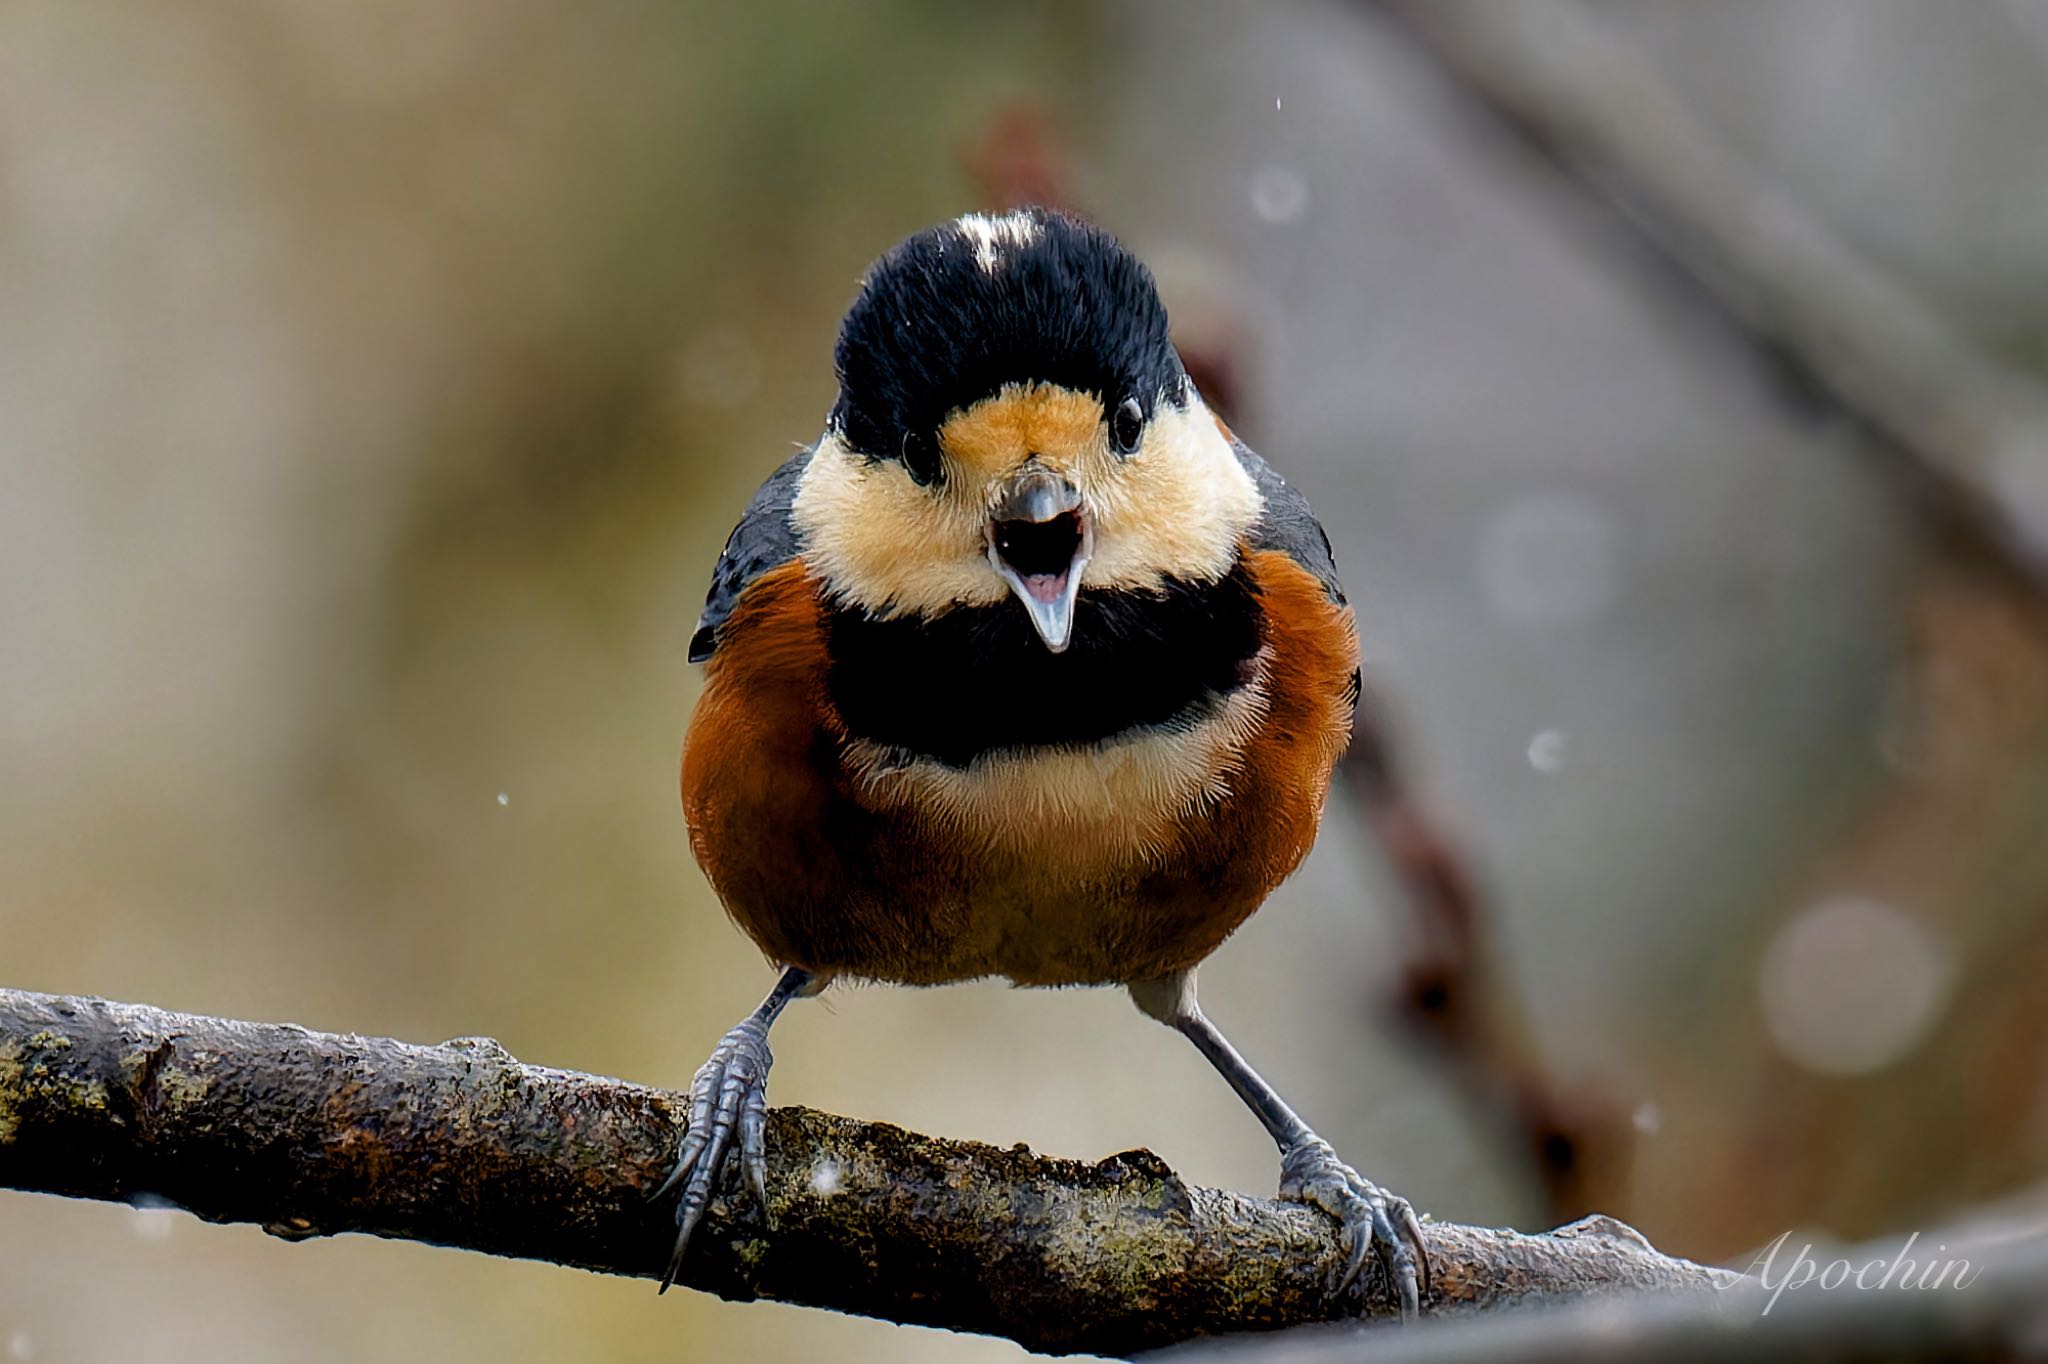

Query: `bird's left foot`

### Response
(651, 1016, 775, 1290)
(1279, 1136, 1431, 1321)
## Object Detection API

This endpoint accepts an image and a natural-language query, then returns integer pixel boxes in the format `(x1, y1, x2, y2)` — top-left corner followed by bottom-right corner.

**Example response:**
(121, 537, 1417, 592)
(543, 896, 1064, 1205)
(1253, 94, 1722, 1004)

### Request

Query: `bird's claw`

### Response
(655, 1016, 774, 1290)
(1279, 1136, 1430, 1321)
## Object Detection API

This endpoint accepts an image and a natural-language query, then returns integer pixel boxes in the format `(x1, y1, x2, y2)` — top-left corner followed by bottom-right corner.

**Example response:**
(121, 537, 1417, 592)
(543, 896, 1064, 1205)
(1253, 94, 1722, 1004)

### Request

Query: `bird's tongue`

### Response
(998, 562, 1082, 652)
(1018, 572, 1068, 603)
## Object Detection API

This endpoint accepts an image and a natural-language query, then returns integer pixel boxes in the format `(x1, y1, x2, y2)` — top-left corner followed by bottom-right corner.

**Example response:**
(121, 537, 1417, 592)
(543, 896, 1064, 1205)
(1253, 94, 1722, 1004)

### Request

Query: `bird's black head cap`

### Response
(830, 208, 1185, 485)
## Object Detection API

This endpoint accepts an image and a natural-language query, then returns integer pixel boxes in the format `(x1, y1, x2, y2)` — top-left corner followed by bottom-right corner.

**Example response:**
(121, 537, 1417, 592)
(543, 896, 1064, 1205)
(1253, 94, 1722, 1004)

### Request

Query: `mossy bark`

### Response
(0, 988, 1734, 1355)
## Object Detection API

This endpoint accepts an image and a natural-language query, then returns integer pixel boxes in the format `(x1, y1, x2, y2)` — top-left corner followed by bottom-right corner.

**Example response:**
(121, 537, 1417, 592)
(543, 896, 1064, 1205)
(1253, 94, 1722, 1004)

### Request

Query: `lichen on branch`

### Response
(0, 988, 1733, 1356)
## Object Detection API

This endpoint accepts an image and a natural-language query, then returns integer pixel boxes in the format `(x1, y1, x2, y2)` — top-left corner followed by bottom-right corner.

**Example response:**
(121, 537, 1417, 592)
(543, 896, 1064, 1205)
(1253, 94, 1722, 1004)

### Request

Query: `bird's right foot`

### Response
(1279, 1135, 1431, 1321)
(652, 1016, 775, 1289)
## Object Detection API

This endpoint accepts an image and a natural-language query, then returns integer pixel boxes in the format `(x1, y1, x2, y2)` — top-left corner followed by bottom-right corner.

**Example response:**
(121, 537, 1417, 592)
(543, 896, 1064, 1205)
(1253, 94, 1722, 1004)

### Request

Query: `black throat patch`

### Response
(824, 560, 1266, 769)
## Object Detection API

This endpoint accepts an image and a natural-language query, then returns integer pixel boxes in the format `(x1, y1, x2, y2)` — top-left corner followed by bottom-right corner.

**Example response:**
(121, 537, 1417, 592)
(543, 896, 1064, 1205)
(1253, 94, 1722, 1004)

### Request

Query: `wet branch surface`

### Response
(0, 988, 1733, 1356)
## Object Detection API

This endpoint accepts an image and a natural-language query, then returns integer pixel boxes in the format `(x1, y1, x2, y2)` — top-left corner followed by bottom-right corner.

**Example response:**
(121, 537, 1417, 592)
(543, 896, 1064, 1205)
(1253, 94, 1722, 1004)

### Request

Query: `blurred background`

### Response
(8, 0, 2048, 1359)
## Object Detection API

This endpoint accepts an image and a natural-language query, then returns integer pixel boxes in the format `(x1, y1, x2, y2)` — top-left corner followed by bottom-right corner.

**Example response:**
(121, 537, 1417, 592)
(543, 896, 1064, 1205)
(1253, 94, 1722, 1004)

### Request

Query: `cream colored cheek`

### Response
(808, 464, 1020, 612)
(1076, 415, 1258, 585)
(839, 487, 1003, 606)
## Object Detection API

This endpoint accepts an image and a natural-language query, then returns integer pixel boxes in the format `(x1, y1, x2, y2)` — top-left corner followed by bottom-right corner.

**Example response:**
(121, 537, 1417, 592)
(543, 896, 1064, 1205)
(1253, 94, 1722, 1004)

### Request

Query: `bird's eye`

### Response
(1109, 397, 1145, 456)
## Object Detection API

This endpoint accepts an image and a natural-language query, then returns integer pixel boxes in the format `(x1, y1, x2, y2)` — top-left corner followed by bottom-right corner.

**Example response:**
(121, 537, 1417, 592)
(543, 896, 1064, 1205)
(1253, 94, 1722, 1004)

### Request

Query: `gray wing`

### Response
(1232, 440, 1347, 605)
(688, 447, 813, 663)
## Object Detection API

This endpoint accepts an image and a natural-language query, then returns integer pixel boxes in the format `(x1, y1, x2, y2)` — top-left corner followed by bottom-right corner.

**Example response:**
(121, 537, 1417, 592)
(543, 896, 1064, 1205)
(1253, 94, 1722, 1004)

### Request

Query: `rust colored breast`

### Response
(681, 562, 868, 971)
(680, 551, 1358, 987)
(1096, 549, 1359, 980)
(682, 562, 974, 976)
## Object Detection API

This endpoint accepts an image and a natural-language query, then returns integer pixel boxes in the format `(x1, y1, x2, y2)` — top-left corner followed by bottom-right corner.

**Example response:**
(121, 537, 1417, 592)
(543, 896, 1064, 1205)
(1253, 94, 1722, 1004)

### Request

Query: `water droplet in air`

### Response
(810, 1159, 841, 1196)
(1526, 728, 1566, 773)
(496, 792, 509, 807)
(1631, 1101, 1662, 1136)
(1249, 165, 1308, 224)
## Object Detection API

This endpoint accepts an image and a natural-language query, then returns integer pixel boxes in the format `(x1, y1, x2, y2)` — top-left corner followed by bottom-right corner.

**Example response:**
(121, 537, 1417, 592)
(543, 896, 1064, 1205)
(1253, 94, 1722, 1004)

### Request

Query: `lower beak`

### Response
(986, 467, 1092, 653)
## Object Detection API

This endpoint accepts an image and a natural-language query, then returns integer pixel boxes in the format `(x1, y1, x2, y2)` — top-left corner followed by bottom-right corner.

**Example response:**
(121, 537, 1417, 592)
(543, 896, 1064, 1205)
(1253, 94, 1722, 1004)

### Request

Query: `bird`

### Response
(659, 206, 1429, 1318)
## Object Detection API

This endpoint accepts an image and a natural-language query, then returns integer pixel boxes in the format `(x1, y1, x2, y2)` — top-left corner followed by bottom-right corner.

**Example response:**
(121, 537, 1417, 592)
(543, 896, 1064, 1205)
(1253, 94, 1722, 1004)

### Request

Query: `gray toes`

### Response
(657, 1020, 775, 1291)
(1279, 1138, 1429, 1322)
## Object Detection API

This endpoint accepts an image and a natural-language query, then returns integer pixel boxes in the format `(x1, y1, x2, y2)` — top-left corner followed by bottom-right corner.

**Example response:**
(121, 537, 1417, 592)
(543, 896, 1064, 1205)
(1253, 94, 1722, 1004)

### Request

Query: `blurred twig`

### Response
(0, 987, 1735, 1356)
(1347, 690, 1627, 1220)
(961, 99, 1073, 217)
(1356, 0, 2048, 1249)
(1366, 0, 2048, 606)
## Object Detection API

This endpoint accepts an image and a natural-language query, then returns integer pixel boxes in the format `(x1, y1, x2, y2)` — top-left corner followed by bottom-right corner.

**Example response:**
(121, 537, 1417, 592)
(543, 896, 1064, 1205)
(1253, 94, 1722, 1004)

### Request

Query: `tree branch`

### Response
(0, 987, 1732, 1355)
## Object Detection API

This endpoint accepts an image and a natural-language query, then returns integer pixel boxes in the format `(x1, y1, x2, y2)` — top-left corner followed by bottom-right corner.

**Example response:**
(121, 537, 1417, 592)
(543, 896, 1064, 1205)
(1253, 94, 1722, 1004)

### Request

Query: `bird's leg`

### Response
(1128, 972, 1430, 1320)
(654, 964, 817, 1290)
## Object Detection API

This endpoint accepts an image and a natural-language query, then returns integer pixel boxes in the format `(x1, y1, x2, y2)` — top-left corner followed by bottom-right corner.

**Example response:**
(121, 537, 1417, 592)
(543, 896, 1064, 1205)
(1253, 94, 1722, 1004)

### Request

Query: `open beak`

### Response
(986, 465, 1092, 653)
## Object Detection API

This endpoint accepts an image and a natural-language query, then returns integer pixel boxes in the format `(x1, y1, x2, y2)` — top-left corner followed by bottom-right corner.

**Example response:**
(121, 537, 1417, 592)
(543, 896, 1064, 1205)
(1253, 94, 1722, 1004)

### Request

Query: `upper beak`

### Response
(986, 465, 1092, 653)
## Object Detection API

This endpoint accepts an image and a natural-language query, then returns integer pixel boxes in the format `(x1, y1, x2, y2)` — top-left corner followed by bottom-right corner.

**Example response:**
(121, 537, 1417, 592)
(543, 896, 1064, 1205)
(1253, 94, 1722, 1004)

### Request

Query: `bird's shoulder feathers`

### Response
(1229, 435, 1345, 606)
(689, 448, 812, 663)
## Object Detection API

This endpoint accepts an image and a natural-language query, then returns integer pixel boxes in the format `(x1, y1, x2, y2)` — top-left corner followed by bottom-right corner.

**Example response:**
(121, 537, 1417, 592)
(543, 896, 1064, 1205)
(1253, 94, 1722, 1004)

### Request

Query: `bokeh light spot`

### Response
(1248, 165, 1308, 224)
(1527, 727, 1567, 773)
(1476, 494, 1618, 630)
(1759, 896, 1952, 1076)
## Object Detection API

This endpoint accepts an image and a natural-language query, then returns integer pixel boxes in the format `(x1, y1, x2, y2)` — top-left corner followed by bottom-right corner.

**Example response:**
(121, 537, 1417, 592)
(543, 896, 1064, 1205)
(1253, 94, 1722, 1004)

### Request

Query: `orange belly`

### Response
(680, 551, 1356, 986)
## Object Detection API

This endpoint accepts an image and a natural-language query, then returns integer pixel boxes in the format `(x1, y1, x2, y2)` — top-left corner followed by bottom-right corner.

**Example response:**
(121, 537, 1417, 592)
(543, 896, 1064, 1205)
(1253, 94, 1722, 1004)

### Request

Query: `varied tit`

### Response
(660, 208, 1428, 1317)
